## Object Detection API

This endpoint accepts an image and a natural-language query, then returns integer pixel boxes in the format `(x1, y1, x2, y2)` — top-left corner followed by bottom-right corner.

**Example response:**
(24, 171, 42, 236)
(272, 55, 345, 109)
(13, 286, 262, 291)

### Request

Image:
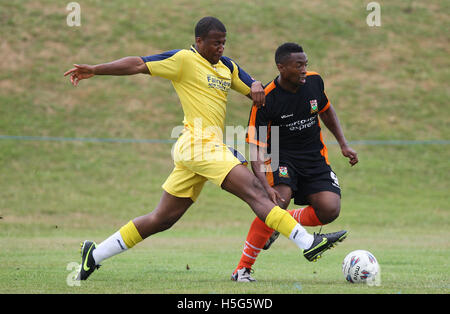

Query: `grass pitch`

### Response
(1, 144, 448, 294)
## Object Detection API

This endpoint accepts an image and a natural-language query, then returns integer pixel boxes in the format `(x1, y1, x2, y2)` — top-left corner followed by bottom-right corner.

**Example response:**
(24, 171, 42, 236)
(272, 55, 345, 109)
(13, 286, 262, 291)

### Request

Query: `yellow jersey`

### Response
(141, 46, 253, 133)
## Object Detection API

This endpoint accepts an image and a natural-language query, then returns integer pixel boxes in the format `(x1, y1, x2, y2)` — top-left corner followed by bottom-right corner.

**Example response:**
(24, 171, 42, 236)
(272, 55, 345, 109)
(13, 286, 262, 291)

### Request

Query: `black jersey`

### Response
(247, 71, 331, 169)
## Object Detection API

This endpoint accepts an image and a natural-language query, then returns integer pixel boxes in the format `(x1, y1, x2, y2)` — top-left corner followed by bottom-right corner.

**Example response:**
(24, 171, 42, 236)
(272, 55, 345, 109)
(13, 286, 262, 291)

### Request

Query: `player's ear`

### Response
(276, 63, 284, 73)
(195, 36, 203, 47)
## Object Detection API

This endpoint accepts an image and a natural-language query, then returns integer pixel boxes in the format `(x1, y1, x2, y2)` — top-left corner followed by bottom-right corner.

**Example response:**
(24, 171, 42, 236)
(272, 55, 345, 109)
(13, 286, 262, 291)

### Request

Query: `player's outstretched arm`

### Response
(64, 56, 149, 86)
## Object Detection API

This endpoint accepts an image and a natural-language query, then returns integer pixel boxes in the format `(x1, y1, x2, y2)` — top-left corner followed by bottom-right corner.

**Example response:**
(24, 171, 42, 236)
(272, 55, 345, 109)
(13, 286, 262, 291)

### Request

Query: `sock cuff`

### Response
(265, 206, 297, 238)
(119, 220, 143, 249)
(297, 206, 323, 226)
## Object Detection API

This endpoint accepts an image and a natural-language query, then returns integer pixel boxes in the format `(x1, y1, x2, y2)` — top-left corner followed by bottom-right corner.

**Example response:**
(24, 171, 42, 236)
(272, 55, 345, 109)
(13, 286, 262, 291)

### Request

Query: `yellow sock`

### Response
(264, 206, 298, 238)
(119, 220, 143, 249)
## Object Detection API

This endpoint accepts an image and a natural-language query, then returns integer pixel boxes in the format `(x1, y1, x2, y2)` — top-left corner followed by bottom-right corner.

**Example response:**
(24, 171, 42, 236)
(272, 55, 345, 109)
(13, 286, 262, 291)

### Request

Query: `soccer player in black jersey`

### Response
(232, 43, 358, 282)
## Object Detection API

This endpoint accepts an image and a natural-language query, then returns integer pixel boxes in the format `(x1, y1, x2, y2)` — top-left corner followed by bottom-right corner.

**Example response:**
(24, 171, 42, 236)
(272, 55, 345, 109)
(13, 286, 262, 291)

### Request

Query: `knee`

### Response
(317, 204, 340, 224)
(328, 205, 340, 223)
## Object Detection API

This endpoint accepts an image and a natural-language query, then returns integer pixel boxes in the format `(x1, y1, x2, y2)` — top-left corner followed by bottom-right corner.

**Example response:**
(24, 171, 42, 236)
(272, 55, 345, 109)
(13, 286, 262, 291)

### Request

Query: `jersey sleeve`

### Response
(220, 56, 254, 96)
(141, 49, 184, 82)
(246, 104, 271, 148)
(317, 75, 330, 113)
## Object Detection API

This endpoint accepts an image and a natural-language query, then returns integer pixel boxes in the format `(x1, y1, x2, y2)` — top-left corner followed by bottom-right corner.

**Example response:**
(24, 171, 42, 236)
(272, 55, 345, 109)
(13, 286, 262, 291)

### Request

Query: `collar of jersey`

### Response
(190, 45, 198, 54)
(274, 75, 304, 94)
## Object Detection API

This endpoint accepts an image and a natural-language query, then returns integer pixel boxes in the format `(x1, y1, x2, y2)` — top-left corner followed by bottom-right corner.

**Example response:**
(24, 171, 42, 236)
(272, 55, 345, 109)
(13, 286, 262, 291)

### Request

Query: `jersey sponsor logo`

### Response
(279, 166, 289, 178)
(310, 99, 318, 114)
(282, 116, 317, 132)
(207, 74, 231, 92)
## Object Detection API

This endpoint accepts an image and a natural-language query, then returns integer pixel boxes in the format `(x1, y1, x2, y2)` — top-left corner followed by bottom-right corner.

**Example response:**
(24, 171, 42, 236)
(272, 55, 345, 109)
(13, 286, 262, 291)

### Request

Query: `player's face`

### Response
(195, 30, 226, 65)
(278, 52, 308, 86)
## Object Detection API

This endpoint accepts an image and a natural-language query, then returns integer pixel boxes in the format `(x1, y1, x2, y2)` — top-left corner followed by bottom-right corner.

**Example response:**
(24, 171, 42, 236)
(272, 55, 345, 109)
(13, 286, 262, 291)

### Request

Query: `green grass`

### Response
(1, 144, 448, 294)
(0, 0, 449, 294)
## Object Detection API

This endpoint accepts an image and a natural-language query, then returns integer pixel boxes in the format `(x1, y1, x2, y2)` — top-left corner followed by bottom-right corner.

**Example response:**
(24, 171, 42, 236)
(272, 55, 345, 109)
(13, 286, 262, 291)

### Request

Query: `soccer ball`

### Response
(342, 250, 380, 285)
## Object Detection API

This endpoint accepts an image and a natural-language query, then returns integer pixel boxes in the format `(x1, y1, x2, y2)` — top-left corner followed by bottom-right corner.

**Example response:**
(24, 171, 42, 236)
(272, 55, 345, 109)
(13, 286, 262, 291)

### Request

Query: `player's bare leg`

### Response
(222, 165, 346, 262)
(261, 184, 292, 249)
(264, 190, 342, 250)
(133, 192, 193, 238)
(221, 165, 314, 249)
(221, 164, 275, 221)
(307, 191, 340, 224)
(77, 192, 192, 280)
(272, 184, 293, 209)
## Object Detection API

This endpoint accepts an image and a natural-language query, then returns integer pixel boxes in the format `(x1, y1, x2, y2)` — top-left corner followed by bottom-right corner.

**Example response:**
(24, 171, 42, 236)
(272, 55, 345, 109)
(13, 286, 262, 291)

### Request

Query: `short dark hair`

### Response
(195, 16, 226, 38)
(275, 42, 304, 64)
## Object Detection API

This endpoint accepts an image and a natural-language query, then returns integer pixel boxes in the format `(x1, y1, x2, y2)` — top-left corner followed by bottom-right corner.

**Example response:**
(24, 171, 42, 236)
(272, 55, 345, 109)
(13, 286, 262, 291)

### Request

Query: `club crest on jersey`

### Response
(279, 166, 289, 178)
(310, 99, 318, 114)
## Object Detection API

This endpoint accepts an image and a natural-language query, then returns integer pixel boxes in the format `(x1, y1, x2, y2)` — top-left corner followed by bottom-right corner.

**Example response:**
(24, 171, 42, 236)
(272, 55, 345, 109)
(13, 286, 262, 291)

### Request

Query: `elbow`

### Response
(136, 60, 149, 74)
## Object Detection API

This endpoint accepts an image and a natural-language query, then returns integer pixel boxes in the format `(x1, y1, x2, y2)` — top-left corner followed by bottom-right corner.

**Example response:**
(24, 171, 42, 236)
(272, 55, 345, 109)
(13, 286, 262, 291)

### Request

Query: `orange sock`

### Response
(288, 206, 323, 226)
(234, 206, 323, 272)
(235, 217, 274, 272)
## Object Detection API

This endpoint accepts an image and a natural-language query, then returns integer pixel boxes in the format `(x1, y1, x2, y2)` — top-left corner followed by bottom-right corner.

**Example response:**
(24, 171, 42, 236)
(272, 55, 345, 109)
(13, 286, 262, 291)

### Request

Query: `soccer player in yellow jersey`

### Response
(64, 17, 347, 281)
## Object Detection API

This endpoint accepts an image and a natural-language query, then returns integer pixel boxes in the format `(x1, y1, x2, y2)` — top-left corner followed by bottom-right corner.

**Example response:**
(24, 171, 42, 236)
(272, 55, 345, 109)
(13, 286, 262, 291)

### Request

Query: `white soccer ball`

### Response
(342, 250, 380, 285)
